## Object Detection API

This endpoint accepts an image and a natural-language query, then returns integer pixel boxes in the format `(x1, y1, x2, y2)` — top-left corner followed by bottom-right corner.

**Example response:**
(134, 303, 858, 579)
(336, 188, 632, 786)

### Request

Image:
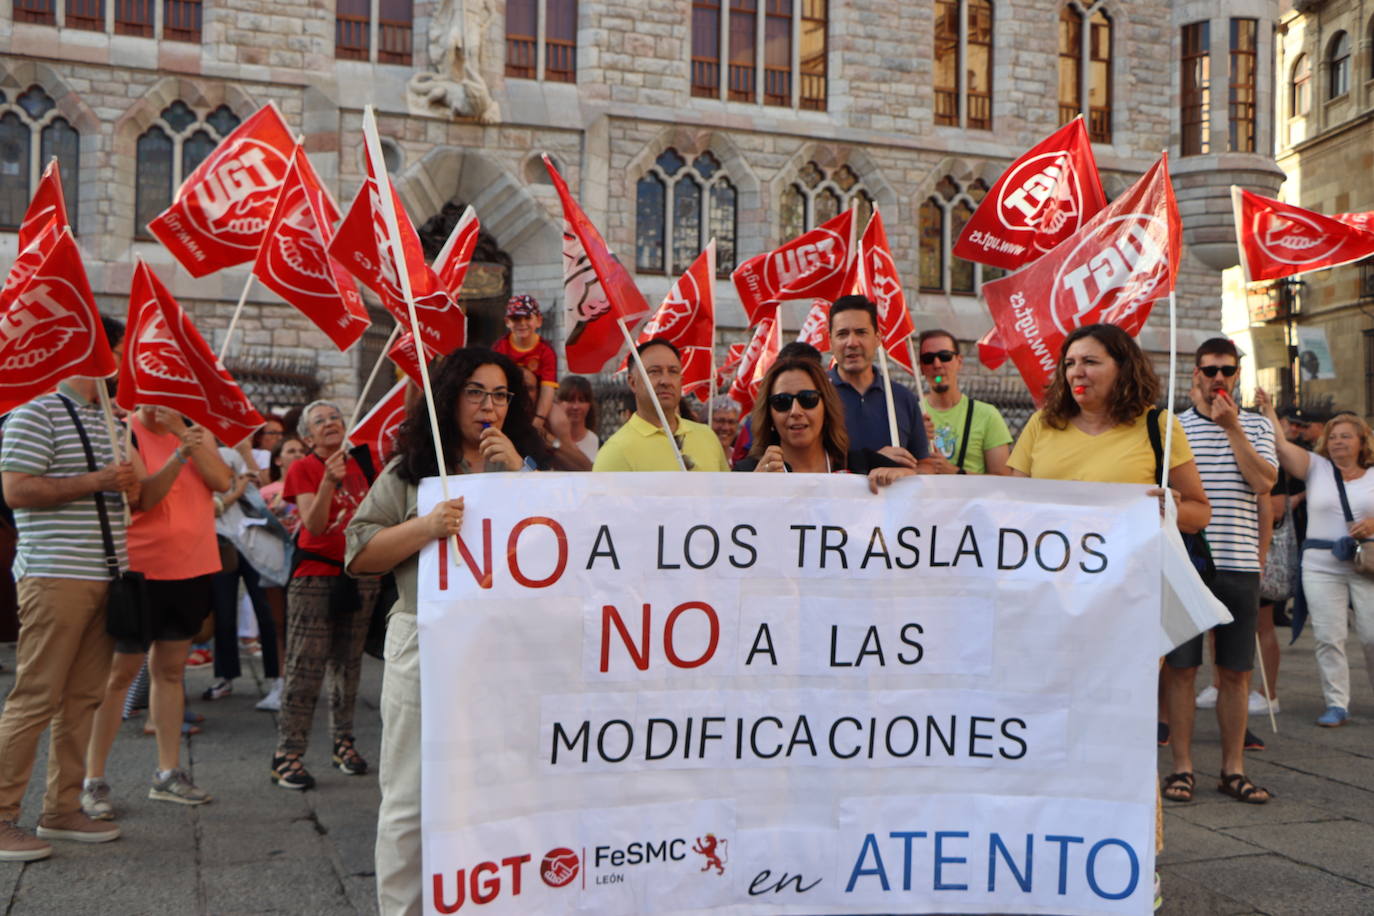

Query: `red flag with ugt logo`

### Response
(387, 330, 438, 387)
(983, 154, 1180, 403)
(728, 315, 778, 415)
(328, 146, 465, 355)
(629, 241, 716, 397)
(731, 209, 855, 325)
(1233, 188, 1374, 283)
(796, 298, 831, 352)
(1, 220, 61, 314)
(0, 229, 116, 414)
(119, 260, 264, 445)
(545, 155, 650, 374)
(1336, 211, 1374, 234)
(349, 379, 408, 470)
(953, 117, 1107, 271)
(148, 104, 297, 278)
(253, 148, 371, 352)
(19, 158, 69, 249)
(432, 205, 480, 303)
(857, 208, 917, 373)
(714, 341, 746, 392)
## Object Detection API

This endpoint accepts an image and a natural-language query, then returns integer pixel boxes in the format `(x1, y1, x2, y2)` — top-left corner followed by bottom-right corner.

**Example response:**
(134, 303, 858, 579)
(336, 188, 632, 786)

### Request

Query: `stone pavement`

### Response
(0, 627, 1371, 915)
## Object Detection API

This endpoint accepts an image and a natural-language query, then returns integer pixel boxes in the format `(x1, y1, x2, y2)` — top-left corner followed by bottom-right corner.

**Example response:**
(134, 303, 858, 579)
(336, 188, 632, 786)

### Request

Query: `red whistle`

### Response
(1073, 385, 1086, 394)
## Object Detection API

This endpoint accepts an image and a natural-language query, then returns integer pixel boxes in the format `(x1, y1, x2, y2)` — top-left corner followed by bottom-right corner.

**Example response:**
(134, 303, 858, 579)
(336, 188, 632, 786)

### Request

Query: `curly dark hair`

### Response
(1041, 323, 1160, 430)
(393, 347, 547, 483)
(747, 357, 850, 469)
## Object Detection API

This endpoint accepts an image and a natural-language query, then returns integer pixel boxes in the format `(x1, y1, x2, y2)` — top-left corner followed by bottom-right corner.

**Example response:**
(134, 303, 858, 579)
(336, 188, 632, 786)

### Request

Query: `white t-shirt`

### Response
(1303, 452, 1374, 575)
(574, 431, 599, 463)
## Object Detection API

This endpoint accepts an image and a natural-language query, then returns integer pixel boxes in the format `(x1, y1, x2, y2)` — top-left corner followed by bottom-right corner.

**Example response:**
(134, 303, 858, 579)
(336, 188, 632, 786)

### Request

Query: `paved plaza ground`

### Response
(0, 626, 1371, 915)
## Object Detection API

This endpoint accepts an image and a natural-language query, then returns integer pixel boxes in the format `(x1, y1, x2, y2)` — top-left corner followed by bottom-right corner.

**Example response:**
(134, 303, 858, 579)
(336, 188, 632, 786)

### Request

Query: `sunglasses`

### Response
(919, 350, 957, 365)
(1198, 365, 1238, 378)
(768, 390, 822, 412)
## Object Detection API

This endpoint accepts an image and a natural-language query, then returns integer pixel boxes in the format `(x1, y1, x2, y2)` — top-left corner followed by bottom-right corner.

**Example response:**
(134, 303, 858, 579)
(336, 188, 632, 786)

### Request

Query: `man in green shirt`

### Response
(918, 329, 1012, 476)
(593, 339, 729, 472)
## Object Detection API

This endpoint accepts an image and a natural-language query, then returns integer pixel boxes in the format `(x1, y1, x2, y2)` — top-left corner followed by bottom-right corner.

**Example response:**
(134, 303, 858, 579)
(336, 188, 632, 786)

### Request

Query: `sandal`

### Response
(332, 735, 369, 776)
(1218, 771, 1271, 804)
(270, 753, 315, 790)
(1161, 772, 1195, 802)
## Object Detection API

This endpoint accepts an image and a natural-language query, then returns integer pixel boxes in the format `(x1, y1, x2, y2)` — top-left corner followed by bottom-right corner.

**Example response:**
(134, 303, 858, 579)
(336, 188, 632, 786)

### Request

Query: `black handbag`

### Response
(58, 396, 151, 644)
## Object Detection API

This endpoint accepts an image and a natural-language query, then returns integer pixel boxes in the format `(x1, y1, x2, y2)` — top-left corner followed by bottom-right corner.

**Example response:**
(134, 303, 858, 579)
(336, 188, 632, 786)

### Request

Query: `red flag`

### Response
(1, 220, 61, 314)
(0, 229, 116, 414)
(432, 205, 480, 301)
(119, 261, 265, 445)
(857, 208, 917, 373)
(796, 298, 831, 352)
(1233, 188, 1374, 283)
(328, 147, 465, 354)
(975, 326, 1008, 370)
(349, 379, 408, 470)
(714, 341, 746, 392)
(630, 241, 716, 396)
(387, 330, 438, 387)
(1336, 210, 1374, 234)
(730, 209, 856, 325)
(19, 158, 69, 249)
(253, 148, 371, 352)
(728, 315, 778, 415)
(983, 154, 1181, 403)
(953, 117, 1108, 271)
(147, 104, 297, 277)
(544, 155, 650, 374)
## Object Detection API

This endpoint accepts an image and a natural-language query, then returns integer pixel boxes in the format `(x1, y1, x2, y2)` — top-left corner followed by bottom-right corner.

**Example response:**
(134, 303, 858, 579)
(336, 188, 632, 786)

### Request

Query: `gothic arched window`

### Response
(134, 102, 241, 237)
(919, 176, 1002, 295)
(778, 161, 873, 239)
(0, 85, 79, 232)
(635, 148, 737, 278)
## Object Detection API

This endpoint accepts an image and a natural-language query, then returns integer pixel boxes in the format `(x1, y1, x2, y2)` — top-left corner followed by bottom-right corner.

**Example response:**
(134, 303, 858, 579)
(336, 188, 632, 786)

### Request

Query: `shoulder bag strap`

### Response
(1146, 407, 1164, 482)
(954, 397, 976, 474)
(1333, 461, 1355, 524)
(57, 395, 120, 580)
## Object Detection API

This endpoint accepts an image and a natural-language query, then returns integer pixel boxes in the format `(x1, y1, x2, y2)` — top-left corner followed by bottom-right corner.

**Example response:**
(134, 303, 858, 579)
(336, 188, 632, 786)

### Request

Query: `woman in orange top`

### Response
(83, 406, 232, 817)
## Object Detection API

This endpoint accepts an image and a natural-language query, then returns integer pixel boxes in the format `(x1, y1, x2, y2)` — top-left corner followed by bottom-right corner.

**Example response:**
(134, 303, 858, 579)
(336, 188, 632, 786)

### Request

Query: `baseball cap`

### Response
(506, 295, 540, 319)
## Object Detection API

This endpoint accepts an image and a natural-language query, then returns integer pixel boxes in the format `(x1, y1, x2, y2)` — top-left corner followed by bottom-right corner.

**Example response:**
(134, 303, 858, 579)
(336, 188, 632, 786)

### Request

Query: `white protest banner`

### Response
(417, 474, 1162, 915)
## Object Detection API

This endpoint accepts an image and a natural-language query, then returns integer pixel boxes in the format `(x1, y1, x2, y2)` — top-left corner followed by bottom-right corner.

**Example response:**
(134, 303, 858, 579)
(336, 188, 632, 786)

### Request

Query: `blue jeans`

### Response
(211, 550, 279, 680)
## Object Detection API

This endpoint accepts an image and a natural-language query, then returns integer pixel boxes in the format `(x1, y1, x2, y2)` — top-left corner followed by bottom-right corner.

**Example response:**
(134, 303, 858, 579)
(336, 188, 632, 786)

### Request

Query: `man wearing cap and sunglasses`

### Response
(493, 295, 558, 432)
(917, 329, 1013, 475)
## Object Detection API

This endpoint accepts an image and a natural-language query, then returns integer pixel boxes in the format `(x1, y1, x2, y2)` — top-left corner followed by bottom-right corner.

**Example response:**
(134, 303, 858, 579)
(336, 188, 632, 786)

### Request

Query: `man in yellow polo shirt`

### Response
(593, 339, 729, 472)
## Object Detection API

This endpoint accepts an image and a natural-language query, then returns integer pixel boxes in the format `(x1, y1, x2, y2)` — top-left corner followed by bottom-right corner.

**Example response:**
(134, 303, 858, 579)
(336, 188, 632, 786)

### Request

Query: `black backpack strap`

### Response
(57, 395, 121, 580)
(1332, 461, 1355, 523)
(954, 397, 977, 473)
(1146, 407, 1164, 483)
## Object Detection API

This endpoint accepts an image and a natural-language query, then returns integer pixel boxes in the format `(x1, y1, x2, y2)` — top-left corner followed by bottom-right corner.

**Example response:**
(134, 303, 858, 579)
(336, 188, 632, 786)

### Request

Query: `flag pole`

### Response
(344, 322, 403, 441)
(362, 106, 460, 562)
(1161, 289, 1178, 493)
(94, 382, 132, 527)
(218, 273, 255, 361)
(707, 239, 718, 431)
(618, 318, 688, 471)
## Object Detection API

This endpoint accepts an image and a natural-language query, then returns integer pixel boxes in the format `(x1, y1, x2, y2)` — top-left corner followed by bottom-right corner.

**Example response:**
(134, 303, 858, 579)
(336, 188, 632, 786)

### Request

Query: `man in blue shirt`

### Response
(827, 295, 930, 467)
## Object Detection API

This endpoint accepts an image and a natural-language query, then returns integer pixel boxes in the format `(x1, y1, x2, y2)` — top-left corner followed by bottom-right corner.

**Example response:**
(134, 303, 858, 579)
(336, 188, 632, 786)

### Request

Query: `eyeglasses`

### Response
(768, 390, 822, 412)
(919, 350, 958, 365)
(1198, 365, 1238, 378)
(462, 386, 514, 406)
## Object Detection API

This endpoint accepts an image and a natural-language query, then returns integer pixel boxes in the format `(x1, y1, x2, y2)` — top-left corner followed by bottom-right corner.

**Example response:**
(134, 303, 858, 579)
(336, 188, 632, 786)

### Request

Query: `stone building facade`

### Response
(0, 0, 1285, 418)
(1226, 0, 1374, 417)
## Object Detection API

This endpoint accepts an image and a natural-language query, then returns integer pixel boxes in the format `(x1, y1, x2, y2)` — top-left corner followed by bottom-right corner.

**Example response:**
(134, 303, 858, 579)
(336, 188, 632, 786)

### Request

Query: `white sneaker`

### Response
(1248, 691, 1280, 714)
(255, 678, 283, 712)
(1195, 685, 1218, 709)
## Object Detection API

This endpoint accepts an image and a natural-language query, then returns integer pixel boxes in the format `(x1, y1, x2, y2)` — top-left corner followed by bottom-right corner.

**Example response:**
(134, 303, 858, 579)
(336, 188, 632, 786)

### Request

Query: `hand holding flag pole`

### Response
(361, 106, 460, 563)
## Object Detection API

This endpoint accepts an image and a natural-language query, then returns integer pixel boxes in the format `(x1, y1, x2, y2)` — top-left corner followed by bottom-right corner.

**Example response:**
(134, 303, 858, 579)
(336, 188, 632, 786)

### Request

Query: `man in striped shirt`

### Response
(0, 318, 144, 860)
(1162, 338, 1278, 806)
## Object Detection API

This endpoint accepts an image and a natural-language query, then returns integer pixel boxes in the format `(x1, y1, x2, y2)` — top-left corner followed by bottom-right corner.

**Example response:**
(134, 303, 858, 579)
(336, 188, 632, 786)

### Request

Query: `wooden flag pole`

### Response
(95, 382, 132, 527)
(344, 323, 403, 441)
(218, 273, 255, 361)
(875, 344, 902, 449)
(362, 106, 460, 562)
(706, 239, 718, 431)
(618, 318, 688, 471)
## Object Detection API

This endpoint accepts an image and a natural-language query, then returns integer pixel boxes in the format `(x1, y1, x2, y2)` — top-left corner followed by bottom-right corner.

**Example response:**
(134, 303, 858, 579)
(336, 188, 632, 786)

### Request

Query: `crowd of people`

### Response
(2, 291, 1372, 916)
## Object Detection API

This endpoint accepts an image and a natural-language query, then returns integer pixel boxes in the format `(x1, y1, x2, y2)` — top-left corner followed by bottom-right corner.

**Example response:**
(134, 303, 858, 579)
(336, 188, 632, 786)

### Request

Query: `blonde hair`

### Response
(1316, 413, 1374, 468)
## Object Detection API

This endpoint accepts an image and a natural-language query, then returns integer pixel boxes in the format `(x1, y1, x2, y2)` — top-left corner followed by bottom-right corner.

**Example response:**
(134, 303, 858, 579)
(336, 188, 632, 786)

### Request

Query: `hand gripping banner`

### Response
(415, 474, 1172, 915)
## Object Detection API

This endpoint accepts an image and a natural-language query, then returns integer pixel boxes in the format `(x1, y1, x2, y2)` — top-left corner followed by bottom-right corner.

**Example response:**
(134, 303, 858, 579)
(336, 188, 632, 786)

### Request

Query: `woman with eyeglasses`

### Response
(343, 347, 545, 916)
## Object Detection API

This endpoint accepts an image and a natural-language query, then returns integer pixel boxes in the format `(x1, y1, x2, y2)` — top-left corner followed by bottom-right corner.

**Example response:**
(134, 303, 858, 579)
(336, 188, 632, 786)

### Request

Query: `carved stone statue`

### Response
(407, 0, 501, 124)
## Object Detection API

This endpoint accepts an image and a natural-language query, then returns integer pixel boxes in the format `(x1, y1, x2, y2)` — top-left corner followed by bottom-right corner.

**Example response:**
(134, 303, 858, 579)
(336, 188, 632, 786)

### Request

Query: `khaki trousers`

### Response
(376, 612, 422, 916)
(0, 577, 113, 821)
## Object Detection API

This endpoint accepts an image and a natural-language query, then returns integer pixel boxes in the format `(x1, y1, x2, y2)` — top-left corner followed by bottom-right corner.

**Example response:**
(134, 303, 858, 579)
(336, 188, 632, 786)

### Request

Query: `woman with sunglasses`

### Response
(344, 347, 546, 916)
(736, 357, 872, 474)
